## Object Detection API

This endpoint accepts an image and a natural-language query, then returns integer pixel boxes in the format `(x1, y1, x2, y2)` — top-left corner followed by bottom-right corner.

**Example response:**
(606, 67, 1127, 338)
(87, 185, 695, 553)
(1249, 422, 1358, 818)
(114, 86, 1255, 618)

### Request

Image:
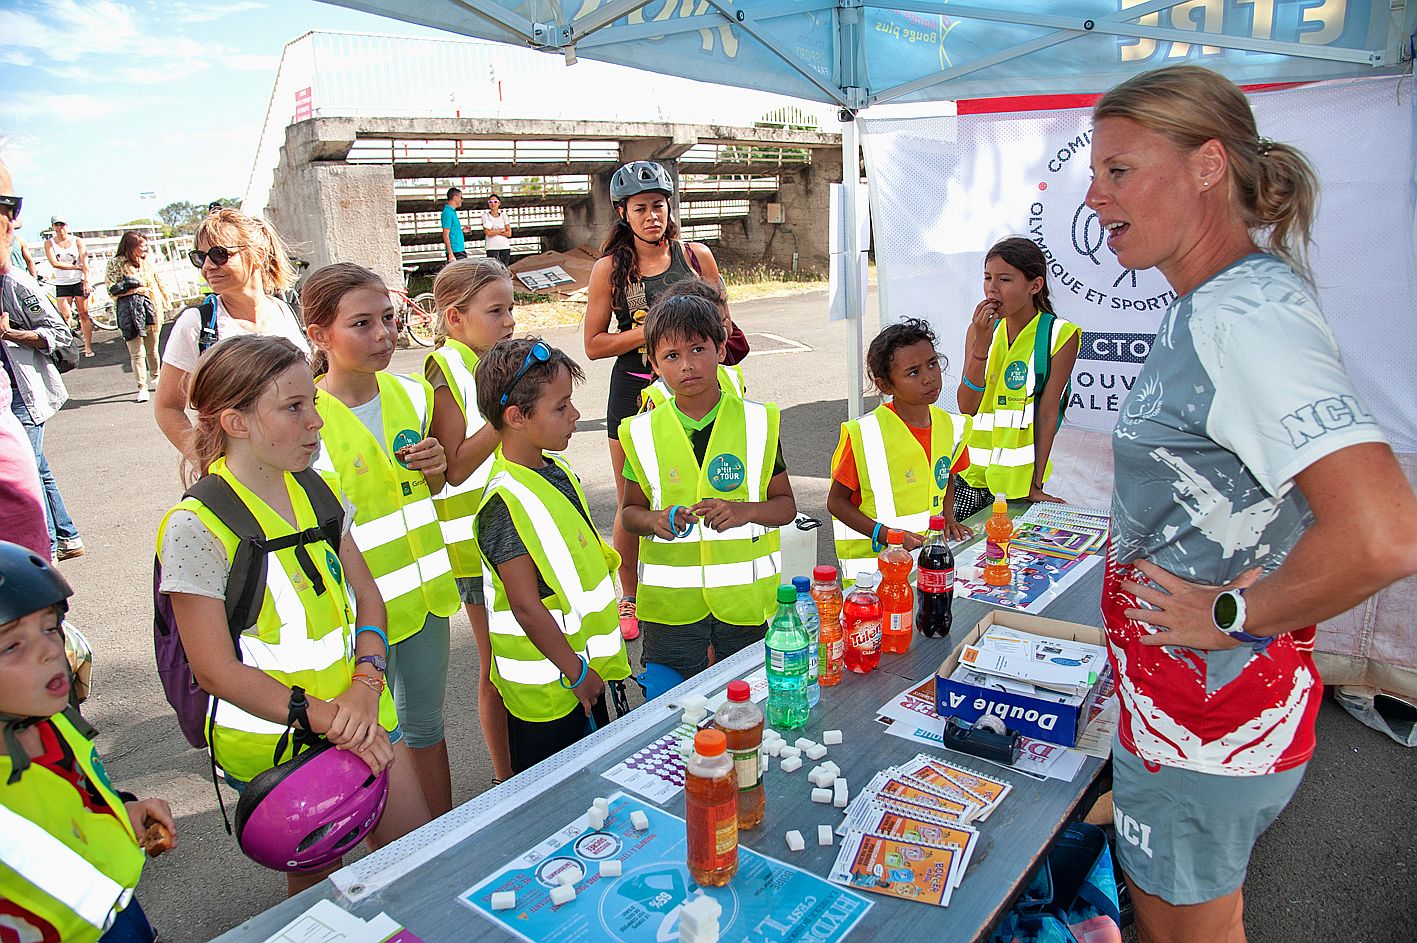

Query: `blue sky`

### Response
(0, 0, 447, 232)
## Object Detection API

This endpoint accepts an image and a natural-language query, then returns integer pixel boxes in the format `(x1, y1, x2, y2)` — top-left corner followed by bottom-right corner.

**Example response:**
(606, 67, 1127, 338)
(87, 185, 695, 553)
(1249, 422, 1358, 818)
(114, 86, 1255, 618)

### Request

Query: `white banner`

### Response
(862, 75, 1416, 452)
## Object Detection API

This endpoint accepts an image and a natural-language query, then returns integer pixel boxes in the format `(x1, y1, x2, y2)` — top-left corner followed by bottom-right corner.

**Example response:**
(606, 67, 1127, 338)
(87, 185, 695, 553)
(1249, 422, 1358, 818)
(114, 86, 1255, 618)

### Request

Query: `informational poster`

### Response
(461, 794, 872, 943)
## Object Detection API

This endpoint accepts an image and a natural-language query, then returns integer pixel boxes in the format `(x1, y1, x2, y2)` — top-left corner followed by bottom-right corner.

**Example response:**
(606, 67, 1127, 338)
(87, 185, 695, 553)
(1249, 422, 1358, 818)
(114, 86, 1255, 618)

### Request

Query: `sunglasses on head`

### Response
(501, 340, 553, 406)
(0, 195, 20, 221)
(188, 245, 248, 268)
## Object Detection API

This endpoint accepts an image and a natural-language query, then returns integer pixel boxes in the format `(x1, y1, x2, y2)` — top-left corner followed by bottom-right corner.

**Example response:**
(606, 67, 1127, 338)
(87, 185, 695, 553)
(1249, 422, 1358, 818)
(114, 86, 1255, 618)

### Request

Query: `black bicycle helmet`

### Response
(610, 161, 675, 202)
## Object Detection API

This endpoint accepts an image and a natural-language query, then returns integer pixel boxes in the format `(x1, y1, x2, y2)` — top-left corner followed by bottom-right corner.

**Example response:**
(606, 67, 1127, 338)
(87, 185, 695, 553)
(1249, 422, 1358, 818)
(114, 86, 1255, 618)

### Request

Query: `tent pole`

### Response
(842, 111, 864, 421)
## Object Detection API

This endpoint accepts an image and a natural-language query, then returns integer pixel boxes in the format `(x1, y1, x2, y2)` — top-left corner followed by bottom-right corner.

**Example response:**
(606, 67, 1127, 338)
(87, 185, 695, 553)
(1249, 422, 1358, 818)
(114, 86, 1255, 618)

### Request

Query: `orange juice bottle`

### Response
(878, 529, 915, 654)
(685, 729, 738, 886)
(983, 493, 1013, 587)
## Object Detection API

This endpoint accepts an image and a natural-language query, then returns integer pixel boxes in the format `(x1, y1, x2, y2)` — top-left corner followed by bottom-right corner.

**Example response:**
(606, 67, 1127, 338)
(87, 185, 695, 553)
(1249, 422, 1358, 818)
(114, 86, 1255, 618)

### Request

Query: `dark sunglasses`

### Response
(0, 195, 20, 221)
(501, 340, 553, 406)
(188, 245, 248, 268)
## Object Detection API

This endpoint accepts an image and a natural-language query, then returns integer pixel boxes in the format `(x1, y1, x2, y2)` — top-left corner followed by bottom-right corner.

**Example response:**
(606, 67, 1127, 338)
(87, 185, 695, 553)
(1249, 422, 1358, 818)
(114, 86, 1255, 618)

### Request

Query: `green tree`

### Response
(158, 200, 201, 235)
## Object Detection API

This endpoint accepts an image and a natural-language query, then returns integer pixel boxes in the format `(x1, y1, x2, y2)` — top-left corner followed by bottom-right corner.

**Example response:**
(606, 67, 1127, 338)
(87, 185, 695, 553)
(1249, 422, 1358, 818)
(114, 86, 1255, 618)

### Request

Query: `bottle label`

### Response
(889, 611, 912, 634)
(730, 747, 761, 790)
(828, 638, 844, 661)
(848, 619, 881, 655)
(769, 645, 809, 675)
(712, 800, 738, 856)
(986, 537, 1011, 564)
(918, 567, 954, 593)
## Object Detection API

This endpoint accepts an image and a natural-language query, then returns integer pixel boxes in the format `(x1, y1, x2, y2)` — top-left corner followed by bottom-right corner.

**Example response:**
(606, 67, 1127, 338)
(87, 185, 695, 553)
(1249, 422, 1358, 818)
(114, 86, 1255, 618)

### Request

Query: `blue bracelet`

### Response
(559, 655, 589, 689)
(356, 625, 389, 653)
(668, 505, 695, 538)
(870, 522, 885, 553)
(961, 376, 986, 393)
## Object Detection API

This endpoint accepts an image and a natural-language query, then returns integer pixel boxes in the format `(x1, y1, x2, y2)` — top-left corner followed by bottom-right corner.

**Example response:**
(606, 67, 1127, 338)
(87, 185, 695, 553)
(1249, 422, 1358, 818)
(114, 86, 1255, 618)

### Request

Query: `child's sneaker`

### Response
(619, 596, 640, 641)
(57, 537, 85, 561)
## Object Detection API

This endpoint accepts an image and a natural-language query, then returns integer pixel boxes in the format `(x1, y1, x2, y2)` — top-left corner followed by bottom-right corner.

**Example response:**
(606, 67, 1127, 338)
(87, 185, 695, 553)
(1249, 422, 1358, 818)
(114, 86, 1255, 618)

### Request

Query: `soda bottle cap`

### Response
(726, 679, 751, 702)
(792, 575, 810, 592)
(929, 515, 946, 530)
(887, 529, 904, 545)
(695, 728, 727, 756)
(994, 492, 1008, 509)
(813, 565, 838, 582)
(854, 572, 878, 590)
(777, 583, 797, 603)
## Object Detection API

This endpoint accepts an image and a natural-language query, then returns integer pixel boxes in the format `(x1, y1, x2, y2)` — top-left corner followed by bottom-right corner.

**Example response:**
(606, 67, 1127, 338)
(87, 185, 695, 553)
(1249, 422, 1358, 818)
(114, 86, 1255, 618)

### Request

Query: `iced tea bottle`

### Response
(878, 529, 915, 654)
(685, 728, 738, 886)
(713, 679, 765, 829)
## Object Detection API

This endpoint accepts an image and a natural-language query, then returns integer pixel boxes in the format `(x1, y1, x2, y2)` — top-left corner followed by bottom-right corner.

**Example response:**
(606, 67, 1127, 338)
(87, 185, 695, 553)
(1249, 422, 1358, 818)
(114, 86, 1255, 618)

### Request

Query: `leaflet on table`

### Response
(876, 713, 1086, 783)
(958, 627, 1108, 696)
(461, 792, 871, 943)
(954, 544, 1103, 614)
(895, 754, 1013, 816)
(259, 899, 419, 943)
(841, 801, 978, 889)
(829, 831, 963, 907)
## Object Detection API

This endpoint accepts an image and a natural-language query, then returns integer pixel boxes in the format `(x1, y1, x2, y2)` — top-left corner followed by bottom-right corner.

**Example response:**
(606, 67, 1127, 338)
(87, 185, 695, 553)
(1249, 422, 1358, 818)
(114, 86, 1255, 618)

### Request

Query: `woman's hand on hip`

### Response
(1122, 558, 1262, 651)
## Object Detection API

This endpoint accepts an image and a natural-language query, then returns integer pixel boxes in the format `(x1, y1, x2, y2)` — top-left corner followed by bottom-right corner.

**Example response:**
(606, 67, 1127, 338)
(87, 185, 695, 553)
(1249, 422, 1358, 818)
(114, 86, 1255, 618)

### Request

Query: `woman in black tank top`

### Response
(585, 161, 724, 640)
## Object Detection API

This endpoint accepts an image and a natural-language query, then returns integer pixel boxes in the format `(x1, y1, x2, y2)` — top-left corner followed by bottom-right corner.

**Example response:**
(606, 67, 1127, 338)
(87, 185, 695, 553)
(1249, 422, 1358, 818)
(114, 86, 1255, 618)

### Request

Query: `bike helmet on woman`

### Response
(234, 741, 389, 872)
(610, 161, 675, 201)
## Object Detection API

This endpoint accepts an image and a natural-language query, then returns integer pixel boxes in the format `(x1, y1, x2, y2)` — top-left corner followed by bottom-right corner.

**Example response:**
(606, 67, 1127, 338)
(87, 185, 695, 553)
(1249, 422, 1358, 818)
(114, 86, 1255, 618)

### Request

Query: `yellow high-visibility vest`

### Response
(640, 363, 745, 410)
(425, 339, 495, 580)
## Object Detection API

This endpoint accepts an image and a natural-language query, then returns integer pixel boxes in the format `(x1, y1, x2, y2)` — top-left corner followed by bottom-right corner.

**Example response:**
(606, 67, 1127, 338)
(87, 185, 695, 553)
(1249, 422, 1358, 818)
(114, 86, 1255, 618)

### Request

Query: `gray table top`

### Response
(215, 544, 1107, 943)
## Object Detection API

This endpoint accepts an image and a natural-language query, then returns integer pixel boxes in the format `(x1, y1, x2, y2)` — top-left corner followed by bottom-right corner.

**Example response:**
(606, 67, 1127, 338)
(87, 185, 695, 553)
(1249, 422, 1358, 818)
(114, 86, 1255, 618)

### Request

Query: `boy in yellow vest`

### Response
(620, 295, 797, 680)
(0, 541, 174, 943)
(472, 339, 631, 773)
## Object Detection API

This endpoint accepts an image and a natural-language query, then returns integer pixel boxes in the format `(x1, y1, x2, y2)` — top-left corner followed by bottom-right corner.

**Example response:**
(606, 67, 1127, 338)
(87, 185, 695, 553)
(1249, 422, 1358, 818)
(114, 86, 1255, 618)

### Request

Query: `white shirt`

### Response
(162, 294, 309, 374)
(480, 211, 511, 250)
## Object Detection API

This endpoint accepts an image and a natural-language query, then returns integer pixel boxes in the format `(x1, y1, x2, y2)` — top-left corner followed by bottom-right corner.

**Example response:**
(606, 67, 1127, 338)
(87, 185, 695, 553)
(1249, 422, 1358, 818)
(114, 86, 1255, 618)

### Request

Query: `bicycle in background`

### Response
(390, 266, 437, 348)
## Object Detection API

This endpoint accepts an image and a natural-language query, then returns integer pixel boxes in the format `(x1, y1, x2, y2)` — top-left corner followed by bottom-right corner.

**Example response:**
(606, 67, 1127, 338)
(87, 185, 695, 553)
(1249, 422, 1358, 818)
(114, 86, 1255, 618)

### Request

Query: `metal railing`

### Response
(679, 142, 812, 166)
(350, 138, 619, 166)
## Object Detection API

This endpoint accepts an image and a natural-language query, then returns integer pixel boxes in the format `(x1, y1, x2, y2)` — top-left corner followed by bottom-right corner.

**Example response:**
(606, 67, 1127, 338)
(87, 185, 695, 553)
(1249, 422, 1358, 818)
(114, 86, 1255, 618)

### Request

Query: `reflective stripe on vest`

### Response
(0, 715, 143, 943)
(426, 340, 495, 578)
(314, 371, 459, 642)
(156, 458, 398, 781)
(832, 404, 970, 583)
(622, 396, 781, 626)
(961, 312, 1076, 498)
(642, 363, 746, 410)
(477, 452, 630, 722)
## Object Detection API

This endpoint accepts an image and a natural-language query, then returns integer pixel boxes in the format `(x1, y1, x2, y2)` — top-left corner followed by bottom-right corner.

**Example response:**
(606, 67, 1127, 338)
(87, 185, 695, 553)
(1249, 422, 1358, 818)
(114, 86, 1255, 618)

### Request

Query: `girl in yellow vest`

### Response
(424, 258, 516, 784)
(956, 237, 1081, 517)
(639, 277, 749, 411)
(301, 264, 462, 818)
(1, 541, 173, 943)
(829, 319, 975, 584)
(470, 339, 631, 773)
(156, 335, 429, 896)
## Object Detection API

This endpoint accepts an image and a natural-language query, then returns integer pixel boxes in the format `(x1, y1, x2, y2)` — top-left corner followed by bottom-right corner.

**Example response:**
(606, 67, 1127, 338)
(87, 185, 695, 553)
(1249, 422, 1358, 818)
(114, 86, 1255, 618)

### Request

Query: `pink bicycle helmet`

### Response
(234, 743, 388, 872)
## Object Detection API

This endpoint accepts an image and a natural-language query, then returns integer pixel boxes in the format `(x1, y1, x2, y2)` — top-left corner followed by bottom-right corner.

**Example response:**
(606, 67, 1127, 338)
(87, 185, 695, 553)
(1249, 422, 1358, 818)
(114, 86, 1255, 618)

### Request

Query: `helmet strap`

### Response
(1, 714, 42, 785)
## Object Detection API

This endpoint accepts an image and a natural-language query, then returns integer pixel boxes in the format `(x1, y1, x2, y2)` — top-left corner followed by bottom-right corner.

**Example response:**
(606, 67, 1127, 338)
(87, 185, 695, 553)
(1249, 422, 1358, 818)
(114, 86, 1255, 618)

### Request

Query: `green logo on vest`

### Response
(1004, 360, 1029, 391)
(326, 550, 342, 585)
(706, 453, 745, 492)
(392, 429, 421, 467)
(89, 747, 115, 792)
(934, 456, 950, 488)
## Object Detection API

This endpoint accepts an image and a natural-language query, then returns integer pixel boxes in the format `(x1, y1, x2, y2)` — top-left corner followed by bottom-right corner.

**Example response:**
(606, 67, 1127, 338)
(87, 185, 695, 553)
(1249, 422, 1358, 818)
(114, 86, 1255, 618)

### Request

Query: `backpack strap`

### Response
(1032, 310, 1069, 429)
(196, 295, 220, 355)
(185, 475, 267, 642)
(292, 467, 343, 554)
(682, 241, 703, 276)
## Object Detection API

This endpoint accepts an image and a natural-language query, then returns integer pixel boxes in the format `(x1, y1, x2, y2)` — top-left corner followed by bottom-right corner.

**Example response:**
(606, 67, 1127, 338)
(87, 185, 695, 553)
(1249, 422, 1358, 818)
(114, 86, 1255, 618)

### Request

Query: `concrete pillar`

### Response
(764, 148, 840, 275)
(267, 161, 402, 289)
(556, 170, 616, 253)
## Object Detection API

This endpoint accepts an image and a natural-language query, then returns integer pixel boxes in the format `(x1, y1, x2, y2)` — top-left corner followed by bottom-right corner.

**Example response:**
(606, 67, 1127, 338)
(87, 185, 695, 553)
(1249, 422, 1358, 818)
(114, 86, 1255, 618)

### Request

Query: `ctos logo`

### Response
(1004, 361, 1029, 391)
(392, 429, 421, 467)
(934, 456, 950, 489)
(706, 453, 745, 492)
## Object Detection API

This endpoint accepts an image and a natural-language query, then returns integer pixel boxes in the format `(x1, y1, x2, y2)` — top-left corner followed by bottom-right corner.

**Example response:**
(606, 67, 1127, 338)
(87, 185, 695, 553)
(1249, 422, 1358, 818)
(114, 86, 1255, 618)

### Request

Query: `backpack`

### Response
(1032, 310, 1071, 429)
(195, 295, 220, 355)
(990, 823, 1124, 943)
(153, 468, 344, 749)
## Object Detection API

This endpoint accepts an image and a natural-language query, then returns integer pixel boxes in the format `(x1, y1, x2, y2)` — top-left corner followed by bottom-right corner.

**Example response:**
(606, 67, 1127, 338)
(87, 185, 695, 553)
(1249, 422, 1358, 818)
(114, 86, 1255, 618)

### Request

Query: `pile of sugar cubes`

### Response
(761, 729, 846, 852)
(678, 894, 724, 943)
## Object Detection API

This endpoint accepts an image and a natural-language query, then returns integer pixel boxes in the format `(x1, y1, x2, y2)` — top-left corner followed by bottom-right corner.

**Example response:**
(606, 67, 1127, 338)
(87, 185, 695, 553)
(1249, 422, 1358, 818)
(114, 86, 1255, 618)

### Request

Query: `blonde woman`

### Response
(106, 231, 172, 403)
(153, 209, 307, 454)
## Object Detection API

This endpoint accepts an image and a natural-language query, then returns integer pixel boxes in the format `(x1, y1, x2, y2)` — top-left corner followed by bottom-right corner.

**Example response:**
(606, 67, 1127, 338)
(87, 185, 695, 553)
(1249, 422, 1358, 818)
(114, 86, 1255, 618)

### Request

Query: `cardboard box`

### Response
(936, 610, 1111, 748)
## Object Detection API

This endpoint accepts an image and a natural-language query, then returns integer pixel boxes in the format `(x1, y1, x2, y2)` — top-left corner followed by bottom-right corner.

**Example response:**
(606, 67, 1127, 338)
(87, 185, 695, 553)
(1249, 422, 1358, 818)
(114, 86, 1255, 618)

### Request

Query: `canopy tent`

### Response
(326, 0, 1414, 417)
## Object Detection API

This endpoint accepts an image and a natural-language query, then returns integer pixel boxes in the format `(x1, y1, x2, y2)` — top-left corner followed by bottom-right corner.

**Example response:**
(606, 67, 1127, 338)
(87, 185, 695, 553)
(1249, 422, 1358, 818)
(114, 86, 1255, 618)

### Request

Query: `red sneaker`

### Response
(618, 597, 640, 641)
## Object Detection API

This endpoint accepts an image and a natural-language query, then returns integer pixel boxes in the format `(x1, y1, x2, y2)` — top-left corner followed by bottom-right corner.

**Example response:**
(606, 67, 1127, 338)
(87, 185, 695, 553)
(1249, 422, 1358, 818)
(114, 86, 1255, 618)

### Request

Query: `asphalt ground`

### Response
(37, 289, 1416, 942)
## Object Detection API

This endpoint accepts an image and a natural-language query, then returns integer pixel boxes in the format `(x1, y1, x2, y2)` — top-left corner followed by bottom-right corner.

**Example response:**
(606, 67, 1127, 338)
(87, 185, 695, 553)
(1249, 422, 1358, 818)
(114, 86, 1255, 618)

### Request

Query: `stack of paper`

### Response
(1010, 504, 1111, 560)
(826, 754, 1012, 907)
(955, 626, 1108, 700)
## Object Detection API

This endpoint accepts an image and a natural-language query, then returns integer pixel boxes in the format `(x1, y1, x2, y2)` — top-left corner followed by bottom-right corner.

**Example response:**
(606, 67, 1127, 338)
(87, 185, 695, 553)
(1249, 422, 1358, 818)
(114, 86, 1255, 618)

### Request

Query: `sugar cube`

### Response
(682, 708, 707, 726)
(785, 829, 805, 852)
(680, 895, 722, 933)
(592, 797, 610, 813)
(809, 768, 833, 789)
(586, 807, 606, 830)
(811, 788, 833, 804)
(630, 810, 650, 831)
(805, 744, 828, 760)
(767, 740, 783, 757)
(779, 746, 801, 760)
(680, 694, 708, 712)
(763, 727, 779, 740)
(550, 884, 575, 905)
(779, 756, 802, 773)
(794, 737, 815, 751)
(818, 825, 834, 846)
(833, 779, 849, 808)
(834, 793, 848, 809)
(600, 859, 622, 878)
(823, 729, 843, 745)
(681, 926, 718, 943)
(820, 761, 840, 778)
(491, 891, 516, 910)
(760, 754, 771, 772)
(557, 869, 577, 886)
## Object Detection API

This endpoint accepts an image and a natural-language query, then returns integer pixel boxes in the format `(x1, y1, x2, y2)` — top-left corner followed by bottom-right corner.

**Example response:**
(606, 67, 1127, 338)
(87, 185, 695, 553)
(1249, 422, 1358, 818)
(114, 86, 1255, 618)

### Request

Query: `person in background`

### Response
(154, 208, 307, 456)
(442, 188, 467, 264)
(8, 227, 37, 279)
(106, 231, 173, 404)
(43, 215, 91, 356)
(0, 164, 49, 558)
(480, 194, 513, 267)
(1088, 64, 1417, 943)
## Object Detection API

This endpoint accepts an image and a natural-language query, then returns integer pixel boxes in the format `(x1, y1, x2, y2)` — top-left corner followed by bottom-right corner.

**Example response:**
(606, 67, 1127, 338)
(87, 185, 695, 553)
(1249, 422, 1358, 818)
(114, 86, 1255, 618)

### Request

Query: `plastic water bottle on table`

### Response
(792, 575, 820, 707)
(765, 584, 811, 728)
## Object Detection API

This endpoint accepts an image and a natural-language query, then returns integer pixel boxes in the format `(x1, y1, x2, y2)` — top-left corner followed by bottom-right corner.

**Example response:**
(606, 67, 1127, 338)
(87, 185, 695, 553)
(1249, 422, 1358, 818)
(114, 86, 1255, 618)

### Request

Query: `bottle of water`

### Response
(791, 576, 820, 708)
(764, 584, 810, 729)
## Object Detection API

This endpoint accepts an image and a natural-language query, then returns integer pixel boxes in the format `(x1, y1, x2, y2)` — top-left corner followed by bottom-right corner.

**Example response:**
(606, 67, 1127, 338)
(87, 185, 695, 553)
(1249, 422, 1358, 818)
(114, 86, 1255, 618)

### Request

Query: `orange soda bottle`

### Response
(983, 493, 1014, 587)
(686, 728, 738, 886)
(811, 565, 844, 687)
(879, 529, 915, 654)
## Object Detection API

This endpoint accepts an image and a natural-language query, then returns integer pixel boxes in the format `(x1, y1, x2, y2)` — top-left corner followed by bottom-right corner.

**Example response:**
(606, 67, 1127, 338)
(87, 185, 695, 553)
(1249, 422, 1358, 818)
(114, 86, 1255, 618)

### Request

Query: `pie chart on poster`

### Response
(596, 864, 738, 943)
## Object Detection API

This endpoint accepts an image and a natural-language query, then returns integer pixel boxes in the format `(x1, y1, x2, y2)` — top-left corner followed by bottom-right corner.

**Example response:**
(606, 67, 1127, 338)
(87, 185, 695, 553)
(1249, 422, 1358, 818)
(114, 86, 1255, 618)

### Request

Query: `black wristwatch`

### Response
(1212, 589, 1273, 651)
(355, 653, 388, 674)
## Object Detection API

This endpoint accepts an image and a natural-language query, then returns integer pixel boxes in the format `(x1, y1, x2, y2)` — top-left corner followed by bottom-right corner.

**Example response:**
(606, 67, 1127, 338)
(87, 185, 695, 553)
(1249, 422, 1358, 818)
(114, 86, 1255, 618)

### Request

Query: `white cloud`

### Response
(221, 53, 280, 71)
(2, 93, 125, 125)
(170, 1, 267, 23)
